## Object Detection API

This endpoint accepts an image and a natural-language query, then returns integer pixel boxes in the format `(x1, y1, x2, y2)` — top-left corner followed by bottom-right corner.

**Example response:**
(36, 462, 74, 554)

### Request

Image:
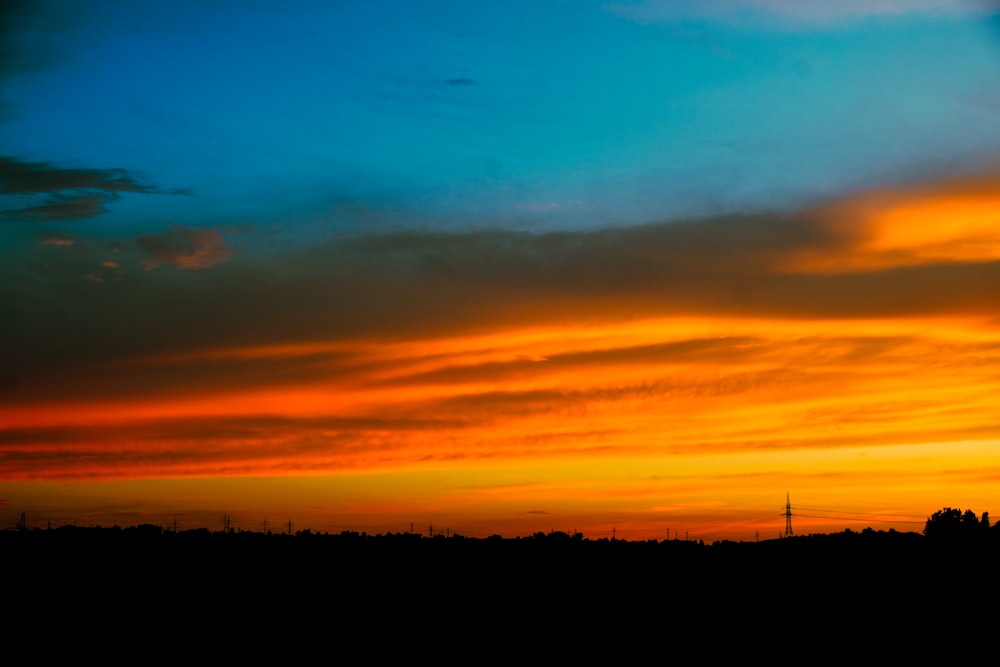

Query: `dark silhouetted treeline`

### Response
(6, 508, 1000, 647)
(7, 508, 1000, 632)
(7, 506, 1000, 584)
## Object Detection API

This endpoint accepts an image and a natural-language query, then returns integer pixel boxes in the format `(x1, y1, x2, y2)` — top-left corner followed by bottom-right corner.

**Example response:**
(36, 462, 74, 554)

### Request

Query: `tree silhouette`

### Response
(924, 507, 992, 541)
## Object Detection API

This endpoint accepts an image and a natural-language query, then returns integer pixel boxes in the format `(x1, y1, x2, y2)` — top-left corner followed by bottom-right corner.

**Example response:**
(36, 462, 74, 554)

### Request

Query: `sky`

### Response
(2, 0, 1000, 541)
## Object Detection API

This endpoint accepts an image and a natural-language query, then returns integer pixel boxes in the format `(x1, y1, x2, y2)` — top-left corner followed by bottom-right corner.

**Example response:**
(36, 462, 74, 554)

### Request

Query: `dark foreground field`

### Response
(5, 525, 996, 625)
(7, 525, 999, 663)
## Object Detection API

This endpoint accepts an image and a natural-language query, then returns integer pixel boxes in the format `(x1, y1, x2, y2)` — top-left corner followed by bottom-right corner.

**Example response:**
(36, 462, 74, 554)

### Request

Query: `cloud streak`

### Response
(782, 169, 1000, 272)
(604, 0, 994, 26)
(0, 156, 191, 222)
(0, 156, 187, 196)
(2, 193, 112, 222)
(136, 224, 234, 270)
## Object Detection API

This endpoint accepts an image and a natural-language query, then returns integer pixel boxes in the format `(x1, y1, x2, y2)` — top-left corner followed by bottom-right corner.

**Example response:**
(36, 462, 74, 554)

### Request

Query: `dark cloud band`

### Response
(0, 155, 191, 222)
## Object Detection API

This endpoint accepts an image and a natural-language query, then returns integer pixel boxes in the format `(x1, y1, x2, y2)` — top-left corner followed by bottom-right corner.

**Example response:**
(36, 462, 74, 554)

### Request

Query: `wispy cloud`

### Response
(39, 235, 76, 247)
(0, 156, 191, 222)
(517, 202, 566, 211)
(136, 224, 234, 270)
(605, 0, 993, 26)
(0, 156, 190, 196)
(782, 168, 1000, 272)
(2, 193, 111, 222)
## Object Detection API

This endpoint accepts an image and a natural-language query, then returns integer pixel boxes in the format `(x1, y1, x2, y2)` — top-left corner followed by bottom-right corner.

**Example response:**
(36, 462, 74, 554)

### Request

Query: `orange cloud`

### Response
(783, 170, 1000, 272)
(137, 224, 233, 270)
(39, 235, 76, 247)
(5, 168, 1000, 539)
(3, 314, 999, 486)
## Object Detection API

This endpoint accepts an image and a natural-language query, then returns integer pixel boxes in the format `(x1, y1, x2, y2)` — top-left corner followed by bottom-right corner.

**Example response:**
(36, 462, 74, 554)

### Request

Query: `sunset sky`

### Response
(3, 0, 1000, 541)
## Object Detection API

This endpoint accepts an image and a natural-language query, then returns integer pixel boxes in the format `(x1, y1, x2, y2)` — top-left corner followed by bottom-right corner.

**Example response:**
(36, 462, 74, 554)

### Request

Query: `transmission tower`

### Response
(784, 492, 793, 537)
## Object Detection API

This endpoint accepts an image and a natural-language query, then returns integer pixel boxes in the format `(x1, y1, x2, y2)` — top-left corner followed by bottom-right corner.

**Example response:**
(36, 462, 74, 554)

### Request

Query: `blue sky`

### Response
(2, 0, 998, 248)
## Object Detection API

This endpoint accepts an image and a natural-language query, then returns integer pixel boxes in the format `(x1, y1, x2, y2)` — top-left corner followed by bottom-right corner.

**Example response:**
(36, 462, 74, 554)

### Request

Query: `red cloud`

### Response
(137, 224, 234, 270)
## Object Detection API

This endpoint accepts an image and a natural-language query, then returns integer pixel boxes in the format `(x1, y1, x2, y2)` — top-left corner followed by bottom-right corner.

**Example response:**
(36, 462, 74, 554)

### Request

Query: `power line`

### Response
(795, 506, 925, 520)
(796, 512, 924, 525)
